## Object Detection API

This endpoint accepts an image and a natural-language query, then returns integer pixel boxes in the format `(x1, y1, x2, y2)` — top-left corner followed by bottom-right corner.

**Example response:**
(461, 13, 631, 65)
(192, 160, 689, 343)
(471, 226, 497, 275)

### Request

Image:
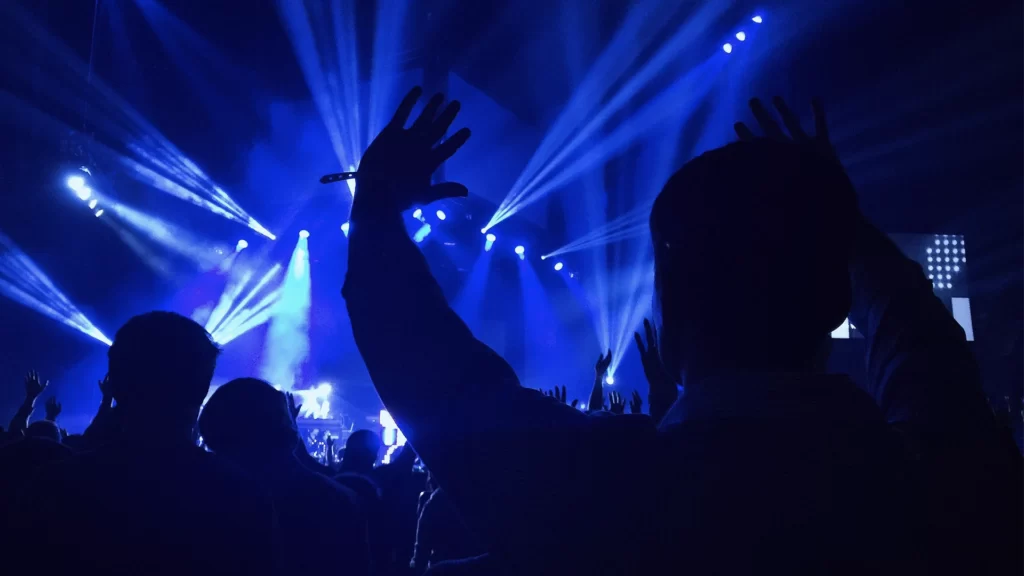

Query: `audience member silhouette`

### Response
(200, 377, 370, 576)
(10, 312, 279, 575)
(412, 487, 485, 574)
(339, 429, 381, 475)
(342, 88, 1021, 575)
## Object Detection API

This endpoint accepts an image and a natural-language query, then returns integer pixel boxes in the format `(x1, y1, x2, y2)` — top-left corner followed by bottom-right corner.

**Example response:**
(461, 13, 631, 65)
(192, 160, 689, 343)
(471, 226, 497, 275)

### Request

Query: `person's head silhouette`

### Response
(107, 311, 219, 441)
(25, 420, 62, 444)
(199, 378, 298, 464)
(340, 429, 380, 474)
(651, 140, 855, 385)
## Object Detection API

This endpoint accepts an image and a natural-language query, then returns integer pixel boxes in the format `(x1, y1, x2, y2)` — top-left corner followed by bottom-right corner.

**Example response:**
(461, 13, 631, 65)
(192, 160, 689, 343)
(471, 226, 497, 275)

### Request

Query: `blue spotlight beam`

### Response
(542, 202, 652, 259)
(485, 1, 733, 230)
(0, 232, 111, 345)
(259, 236, 312, 391)
(208, 264, 283, 339)
(0, 4, 275, 240)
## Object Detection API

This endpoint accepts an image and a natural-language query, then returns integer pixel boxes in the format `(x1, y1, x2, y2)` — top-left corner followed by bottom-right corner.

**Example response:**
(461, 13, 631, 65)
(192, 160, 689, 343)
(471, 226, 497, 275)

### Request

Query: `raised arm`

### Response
(8, 371, 48, 435)
(342, 89, 642, 568)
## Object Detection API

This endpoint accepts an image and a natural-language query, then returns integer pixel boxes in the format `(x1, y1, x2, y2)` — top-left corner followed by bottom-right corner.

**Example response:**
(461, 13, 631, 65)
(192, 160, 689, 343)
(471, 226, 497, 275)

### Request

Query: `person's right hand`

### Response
(24, 371, 48, 401)
(44, 397, 62, 421)
(629, 390, 643, 414)
(353, 87, 472, 216)
(634, 319, 678, 419)
(286, 392, 302, 422)
(608, 391, 626, 415)
(594, 350, 613, 378)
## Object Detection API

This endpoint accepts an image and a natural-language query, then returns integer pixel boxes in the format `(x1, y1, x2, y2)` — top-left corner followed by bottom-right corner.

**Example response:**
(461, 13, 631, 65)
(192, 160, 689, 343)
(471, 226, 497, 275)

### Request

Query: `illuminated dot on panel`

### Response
(928, 265, 933, 270)
(937, 282, 944, 289)
(947, 283, 953, 289)
(436, 210, 446, 221)
(943, 240, 949, 245)
(928, 274, 934, 279)
(934, 239, 940, 245)
(953, 266, 960, 272)
(946, 274, 951, 280)
(926, 248, 932, 254)
(952, 248, 958, 254)
(944, 248, 949, 254)
(945, 266, 950, 271)
(962, 257, 966, 263)
(927, 257, 933, 262)
(736, 31, 746, 41)
(723, 43, 733, 53)
(554, 262, 564, 271)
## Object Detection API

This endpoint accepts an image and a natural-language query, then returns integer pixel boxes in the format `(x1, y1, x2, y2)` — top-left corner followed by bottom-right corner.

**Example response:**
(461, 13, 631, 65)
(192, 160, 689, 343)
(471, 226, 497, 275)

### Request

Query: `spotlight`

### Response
(317, 382, 333, 394)
(723, 43, 733, 53)
(514, 245, 525, 256)
(436, 210, 446, 221)
(486, 233, 496, 242)
(94, 209, 104, 217)
(736, 31, 746, 41)
(88, 199, 98, 209)
(299, 230, 310, 239)
(484, 233, 495, 252)
(413, 209, 423, 220)
(66, 175, 85, 191)
(752, 15, 763, 23)
(340, 222, 350, 237)
(605, 374, 615, 385)
(554, 262, 564, 271)
(236, 239, 248, 252)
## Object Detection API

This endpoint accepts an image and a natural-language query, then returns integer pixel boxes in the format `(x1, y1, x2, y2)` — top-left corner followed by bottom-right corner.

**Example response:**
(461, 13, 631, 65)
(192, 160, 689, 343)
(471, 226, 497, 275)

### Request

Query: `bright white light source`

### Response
(554, 262, 564, 271)
(752, 15, 763, 23)
(88, 199, 98, 209)
(723, 43, 733, 53)
(94, 209, 104, 217)
(935, 239, 940, 245)
(317, 382, 332, 394)
(236, 239, 248, 252)
(953, 265, 959, 272)
(736, 31, 746, 41)
(67, 175, 85, 191)
(340, 222, 350, 237)
(299, 230, 309, 239)
(346, 165, 356, 196)
(436, 210, 446, 221)
(486, 233, 496, 242)
(605, 374, 615, 385)
(413, 209, 423, 220)
(937, 283, 945, 289)
(926, 248, 932, 254)
(514, 245, 525, 255)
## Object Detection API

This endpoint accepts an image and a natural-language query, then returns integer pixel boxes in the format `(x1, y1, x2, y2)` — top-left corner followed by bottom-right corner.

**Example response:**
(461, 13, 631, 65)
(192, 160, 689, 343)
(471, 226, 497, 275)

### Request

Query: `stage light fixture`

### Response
(436, 210, 446, 221)
(236, 239, 248, 252)
(66, 175, 85, 191)
(486, 233, 496, 242)
(88, 199, 98, 209)
(484, 233, 495, 252)
(346, 165, 356, 196)
(723, 43, 733, 53)
(514, 245, 525, 258)
(340, 222, 350, 237)
(605, 374, 615, 385)
(413, 209, 423, 220)
(299, 230, 310, 239)
(752, 15, 763, 23)
(554, 262, 564, 271)
(736, 31, 746, 41)
(94, 209, 104, 217)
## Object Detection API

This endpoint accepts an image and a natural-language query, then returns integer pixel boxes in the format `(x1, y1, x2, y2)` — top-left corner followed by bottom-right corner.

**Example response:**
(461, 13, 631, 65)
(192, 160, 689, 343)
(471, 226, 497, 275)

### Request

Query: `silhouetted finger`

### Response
(811, 98, 829, 143)
(749, 98, 786, 141)
(430, 128, 471, 167)
(734, 122, 756, 142)
(428, 100, 462, 144)
(412, 93, 445, 133)
(772, 96, 808, 141)
(389, 87, 423, 129)
(643, 319, 654, 349)
(633, 331, 646, 354)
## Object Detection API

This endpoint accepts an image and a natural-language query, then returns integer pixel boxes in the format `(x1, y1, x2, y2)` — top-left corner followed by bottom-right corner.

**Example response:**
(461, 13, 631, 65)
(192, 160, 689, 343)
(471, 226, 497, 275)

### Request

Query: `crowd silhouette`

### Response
(0, 90, 1020, 575)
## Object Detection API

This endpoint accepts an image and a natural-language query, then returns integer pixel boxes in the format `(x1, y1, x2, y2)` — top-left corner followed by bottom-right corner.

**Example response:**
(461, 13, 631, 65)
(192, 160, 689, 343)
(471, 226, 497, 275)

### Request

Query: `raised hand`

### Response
(354, 87, 472, 215)
(629, 390, 643, 414)
(734, 97, 830, 150)
(634, 319, 678, 423)
(608, 391, 626, 415)
(98, 374, 113, 400)
(594, 350, 613, 378)
(44, 397, 62, 421)
(24, 371, 48, 401)
(286, 392, 302, 423)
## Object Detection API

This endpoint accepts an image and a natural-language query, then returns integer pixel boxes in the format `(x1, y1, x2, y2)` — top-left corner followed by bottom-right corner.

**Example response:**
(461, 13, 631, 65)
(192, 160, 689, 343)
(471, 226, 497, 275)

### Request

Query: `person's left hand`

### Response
(353, 87, 472, 216)
(286, 392, 302, 422)
(629, 390, 643, 414)
(608, 391, 626, 415)
(44, 397, 62, 421)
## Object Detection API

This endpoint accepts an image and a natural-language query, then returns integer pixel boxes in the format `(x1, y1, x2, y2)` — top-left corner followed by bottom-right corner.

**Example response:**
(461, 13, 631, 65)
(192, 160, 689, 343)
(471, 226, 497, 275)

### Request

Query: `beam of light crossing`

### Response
(259, 234, 312, 392)
(0, 4, 274, 239)
(211, 288, 282, 346)
(107, 202, 232, 271)
(484, 1, 733, 231)
(207, 264, 283, 345)
(0, 231, 111, 345)
(542, 201, 652, 259)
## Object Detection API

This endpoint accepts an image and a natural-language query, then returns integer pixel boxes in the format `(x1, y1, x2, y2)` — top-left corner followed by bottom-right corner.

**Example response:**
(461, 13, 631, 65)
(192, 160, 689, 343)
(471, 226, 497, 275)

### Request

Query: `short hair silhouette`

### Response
(199, 378, 298, 457)
(341, 429, 381, 473)
(107, 311, 220, 412)
(651, 140, 855, 380)
(24, 420, 62, 444)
